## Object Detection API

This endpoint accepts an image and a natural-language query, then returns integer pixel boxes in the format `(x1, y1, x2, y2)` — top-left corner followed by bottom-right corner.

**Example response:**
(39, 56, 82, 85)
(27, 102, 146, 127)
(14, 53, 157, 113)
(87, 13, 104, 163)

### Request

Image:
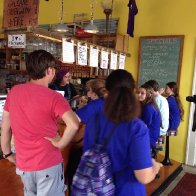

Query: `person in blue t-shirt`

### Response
(138, 84, 161, 159)
(66, 78, 107, 194)
(138, 84, 161, 149)
(164, 82, 184, 131)
(76, 70, 162, 196)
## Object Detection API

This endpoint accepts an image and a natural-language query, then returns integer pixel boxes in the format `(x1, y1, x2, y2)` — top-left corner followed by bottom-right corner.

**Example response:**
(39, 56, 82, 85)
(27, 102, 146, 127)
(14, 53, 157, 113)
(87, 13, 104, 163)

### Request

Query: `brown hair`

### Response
(104, 69, 140, 123)
(145, 80, 160, 92)
(166, 82, 184, 120)
(26, 50, 56, 80)
(85, 79, 107, 98)
(140, 84, 158, 109)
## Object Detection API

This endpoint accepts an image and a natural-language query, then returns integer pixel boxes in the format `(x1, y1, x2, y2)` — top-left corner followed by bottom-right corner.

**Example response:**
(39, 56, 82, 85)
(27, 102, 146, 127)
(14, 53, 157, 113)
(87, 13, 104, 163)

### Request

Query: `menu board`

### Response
(3, 0, 39, 28)
(138, 35, 184, 87)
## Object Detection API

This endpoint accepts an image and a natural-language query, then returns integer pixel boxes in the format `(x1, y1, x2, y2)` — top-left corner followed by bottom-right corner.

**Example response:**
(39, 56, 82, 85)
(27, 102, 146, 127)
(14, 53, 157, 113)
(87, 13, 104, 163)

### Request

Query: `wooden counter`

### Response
(57, 120, 84, 175)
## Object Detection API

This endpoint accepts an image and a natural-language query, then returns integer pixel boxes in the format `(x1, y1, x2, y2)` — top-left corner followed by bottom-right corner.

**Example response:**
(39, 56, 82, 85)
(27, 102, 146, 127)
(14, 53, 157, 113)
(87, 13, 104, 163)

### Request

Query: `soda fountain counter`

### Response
(57, 119, 84, 179)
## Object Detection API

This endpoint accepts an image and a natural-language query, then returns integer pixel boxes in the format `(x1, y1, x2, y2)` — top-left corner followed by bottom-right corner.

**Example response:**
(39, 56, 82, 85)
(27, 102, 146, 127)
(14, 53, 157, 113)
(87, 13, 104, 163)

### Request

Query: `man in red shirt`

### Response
(1, 50, 79, 196)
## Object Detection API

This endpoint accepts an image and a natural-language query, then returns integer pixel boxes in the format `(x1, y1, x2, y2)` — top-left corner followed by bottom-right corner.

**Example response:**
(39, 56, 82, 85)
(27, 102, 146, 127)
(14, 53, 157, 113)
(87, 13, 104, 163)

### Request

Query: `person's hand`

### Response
(77, 96, 88, 109)
(152, 158, 163, 175)
(44, 133, 62, 149)
(7, 153, 16, 165)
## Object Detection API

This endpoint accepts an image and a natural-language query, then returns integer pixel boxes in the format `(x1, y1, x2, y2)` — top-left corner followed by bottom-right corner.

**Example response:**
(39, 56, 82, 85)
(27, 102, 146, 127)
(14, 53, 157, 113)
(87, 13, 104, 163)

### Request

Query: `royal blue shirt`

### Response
(140, 103, 161, 147)
(167, 96, 181, 130)
(76, 99, 153, 196)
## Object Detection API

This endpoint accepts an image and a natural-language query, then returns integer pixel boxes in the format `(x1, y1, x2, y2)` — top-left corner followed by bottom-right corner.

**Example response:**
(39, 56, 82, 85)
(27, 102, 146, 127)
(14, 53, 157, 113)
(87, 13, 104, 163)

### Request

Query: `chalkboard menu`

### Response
(138, 35, 184, 88)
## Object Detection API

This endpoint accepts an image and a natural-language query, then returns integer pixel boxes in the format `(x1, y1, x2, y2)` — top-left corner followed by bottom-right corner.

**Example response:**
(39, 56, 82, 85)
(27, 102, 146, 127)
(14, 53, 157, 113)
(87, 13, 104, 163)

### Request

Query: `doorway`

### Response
(186, 57, 196, 166)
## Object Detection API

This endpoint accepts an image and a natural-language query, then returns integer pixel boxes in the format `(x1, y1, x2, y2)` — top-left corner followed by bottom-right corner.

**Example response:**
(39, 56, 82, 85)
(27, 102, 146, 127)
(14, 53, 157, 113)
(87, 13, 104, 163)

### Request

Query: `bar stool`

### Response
(162, 130, 177, 166)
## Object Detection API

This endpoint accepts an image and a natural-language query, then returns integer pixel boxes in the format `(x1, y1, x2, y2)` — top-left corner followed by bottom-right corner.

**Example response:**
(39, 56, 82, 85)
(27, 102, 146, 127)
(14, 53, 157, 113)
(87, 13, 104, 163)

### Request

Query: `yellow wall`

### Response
(0, 0, 194, 163)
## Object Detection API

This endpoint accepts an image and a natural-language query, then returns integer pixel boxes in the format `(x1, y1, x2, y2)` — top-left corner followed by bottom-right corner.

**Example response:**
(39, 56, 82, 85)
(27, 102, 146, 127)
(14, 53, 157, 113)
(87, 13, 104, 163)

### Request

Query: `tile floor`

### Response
(160, 165, 196, 195)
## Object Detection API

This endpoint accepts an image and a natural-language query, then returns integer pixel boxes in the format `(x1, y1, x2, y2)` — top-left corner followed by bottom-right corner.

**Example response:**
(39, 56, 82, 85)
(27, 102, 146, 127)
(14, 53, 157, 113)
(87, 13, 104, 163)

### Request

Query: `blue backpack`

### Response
(71, 117, 117, 196)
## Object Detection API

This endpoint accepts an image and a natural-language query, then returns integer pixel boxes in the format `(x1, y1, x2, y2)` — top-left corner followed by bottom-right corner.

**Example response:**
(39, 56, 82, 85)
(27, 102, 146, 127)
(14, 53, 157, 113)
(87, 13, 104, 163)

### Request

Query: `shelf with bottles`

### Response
(0, 39, 6, 69)
(0, 68, 27, 75)
(0, 52, 6, 69)
(0, 67, 29, 93)
(5, 73, 29, 90)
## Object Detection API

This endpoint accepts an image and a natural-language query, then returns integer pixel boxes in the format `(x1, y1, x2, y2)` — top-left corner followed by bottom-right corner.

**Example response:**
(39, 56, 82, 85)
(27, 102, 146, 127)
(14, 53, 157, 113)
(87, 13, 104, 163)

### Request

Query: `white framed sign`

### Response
(8, 34, 26, 48)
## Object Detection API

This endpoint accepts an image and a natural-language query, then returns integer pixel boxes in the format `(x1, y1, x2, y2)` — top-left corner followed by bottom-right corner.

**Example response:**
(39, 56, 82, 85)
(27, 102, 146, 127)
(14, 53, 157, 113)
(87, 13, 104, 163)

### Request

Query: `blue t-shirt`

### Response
(167, 96, 180, 130)
(76, 99, 153, 196)
(140, 103, 161, 147)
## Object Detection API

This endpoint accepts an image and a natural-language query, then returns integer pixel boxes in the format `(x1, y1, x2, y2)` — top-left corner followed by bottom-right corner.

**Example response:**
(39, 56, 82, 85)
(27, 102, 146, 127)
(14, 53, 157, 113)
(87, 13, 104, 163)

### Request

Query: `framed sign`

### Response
(8, 34, 26, 48)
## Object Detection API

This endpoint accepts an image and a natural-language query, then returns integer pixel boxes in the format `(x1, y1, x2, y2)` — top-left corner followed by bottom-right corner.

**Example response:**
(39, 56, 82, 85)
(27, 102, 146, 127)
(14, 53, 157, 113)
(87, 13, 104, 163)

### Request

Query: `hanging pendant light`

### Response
(53, 0, 68, 33)
(101, 0, 114, 34)
(84, 0, 99, 34)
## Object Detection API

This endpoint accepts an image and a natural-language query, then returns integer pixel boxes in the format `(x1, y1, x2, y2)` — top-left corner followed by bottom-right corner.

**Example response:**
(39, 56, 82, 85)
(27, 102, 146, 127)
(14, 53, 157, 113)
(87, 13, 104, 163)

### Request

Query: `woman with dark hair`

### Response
(49, 68, 77, 101)
(164, 82, 184, 130)
(76, 70, 162, 195)
(138, 84, 161, 157)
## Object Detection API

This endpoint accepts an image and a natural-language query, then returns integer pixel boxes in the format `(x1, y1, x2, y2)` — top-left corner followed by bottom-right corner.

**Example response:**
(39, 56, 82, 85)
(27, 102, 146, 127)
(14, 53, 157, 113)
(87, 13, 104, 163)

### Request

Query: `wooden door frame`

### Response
(186, 56, 196, 166)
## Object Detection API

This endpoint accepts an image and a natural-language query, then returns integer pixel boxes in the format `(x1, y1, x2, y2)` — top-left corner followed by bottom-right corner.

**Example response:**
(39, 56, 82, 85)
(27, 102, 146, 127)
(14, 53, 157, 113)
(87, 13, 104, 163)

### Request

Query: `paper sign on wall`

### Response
(89, 46, 98, 67)
(119, 53, 126, 69)
(8, 34, 26, 48)
(77, 42, 87, 66)
(110, 51, 118, 70)
(100, 49, 108, 69)
(62, 38, 75, 63)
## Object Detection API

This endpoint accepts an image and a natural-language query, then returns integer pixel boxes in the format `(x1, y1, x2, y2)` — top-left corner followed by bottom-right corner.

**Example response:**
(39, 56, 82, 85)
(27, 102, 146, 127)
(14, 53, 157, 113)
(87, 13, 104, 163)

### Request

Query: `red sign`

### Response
(3, 0, 39, 29)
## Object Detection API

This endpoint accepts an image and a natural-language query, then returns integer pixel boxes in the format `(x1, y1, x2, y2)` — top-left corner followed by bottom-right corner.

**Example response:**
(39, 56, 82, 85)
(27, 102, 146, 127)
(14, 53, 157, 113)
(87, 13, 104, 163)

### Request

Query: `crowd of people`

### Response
(1, 50, 184, 196)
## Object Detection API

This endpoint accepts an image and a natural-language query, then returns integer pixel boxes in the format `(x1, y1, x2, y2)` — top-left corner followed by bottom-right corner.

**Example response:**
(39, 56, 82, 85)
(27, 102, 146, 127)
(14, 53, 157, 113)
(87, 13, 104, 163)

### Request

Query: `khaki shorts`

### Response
(16, 163, 67, 196)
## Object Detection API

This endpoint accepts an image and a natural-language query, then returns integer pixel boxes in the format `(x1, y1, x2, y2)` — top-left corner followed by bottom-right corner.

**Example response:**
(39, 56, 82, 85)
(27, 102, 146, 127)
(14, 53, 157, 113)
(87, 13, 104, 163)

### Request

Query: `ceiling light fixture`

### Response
(84, 0, 99, 34)
(53, 0, 68, 33)
(101, 0, 114, 34)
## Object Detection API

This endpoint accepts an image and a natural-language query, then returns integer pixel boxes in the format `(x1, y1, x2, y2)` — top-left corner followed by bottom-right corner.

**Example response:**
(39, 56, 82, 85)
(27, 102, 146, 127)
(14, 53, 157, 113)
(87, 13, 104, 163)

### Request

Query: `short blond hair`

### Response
(85, 79, 107, 98)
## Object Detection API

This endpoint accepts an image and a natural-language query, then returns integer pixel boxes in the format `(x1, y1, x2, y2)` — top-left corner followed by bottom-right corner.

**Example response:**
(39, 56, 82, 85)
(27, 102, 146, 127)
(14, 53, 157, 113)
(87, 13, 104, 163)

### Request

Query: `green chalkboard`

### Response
(138, 35, 184, 88)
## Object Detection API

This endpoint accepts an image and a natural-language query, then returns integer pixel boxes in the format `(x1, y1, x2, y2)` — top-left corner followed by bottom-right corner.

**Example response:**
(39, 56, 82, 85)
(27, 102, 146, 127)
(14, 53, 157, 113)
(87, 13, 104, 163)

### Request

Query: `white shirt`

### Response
(155, 94, 169, 136)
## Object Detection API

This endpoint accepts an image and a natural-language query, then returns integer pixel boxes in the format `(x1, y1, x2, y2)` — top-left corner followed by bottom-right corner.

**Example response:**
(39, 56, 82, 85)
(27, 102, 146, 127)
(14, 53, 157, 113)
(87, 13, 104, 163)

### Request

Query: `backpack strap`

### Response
(94, 114, 100, 144)
(94, 114, 118, 146)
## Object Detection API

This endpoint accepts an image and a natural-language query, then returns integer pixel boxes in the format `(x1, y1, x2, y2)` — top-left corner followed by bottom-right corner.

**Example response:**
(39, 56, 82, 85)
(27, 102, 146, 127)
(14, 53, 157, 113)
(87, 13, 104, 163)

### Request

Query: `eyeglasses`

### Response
(64, 75, 71, 78)
(48, 66, 57, 70)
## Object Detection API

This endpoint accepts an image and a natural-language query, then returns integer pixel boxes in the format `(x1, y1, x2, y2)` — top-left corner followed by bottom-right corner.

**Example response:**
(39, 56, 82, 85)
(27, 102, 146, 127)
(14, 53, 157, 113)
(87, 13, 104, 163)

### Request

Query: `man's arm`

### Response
(1, 111, 16, 164)
(45, 110, 80, 149)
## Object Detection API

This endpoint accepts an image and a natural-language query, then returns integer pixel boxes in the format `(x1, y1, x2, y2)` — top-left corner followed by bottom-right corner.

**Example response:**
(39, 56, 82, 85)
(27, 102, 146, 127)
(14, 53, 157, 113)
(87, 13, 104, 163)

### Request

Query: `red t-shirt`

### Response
(4, 83, 71, 171)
